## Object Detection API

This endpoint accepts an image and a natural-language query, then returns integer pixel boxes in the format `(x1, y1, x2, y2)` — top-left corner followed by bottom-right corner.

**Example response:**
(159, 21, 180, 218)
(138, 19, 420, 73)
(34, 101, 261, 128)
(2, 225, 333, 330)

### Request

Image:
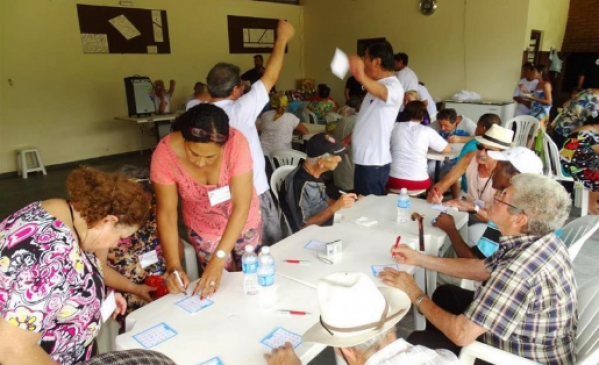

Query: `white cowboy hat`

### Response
(302, 272, 411, 347)
(474, 124, 514, 150)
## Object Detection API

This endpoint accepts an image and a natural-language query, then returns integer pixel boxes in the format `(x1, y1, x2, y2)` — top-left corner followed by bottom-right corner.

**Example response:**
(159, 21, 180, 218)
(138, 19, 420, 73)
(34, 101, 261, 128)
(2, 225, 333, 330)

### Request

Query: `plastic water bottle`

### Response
(242, 245, 258, 295)
(397, 188, 411, 223)
(257, 246, 276, 308)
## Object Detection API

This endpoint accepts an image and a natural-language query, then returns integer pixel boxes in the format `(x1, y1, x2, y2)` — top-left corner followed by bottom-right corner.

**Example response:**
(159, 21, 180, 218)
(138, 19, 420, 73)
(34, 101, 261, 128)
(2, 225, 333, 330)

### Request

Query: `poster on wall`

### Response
(227, 15, 287, 54)
(76, 4, 170, 54)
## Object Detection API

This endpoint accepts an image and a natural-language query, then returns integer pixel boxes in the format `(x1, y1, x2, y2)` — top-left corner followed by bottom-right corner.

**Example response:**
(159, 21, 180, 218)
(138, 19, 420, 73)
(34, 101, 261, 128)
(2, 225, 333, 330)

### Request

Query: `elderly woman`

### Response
(551, 88, 599, 148)
(560, 115, 599, 215)
(384, 174, 576, 365)
(0, 167, 149, 365)
(307, 84, 337, 124)
(105, 166, 185, 327)
(388, 100, 450, 191)
(258, 93, 309, 178)
(397, 90, 431, 125)
(151, 103, 261, 299)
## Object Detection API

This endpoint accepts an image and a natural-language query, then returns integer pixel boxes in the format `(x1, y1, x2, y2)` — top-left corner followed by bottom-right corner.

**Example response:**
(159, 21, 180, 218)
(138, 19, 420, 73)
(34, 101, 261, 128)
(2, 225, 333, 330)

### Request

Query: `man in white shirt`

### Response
(512, 62, 538, 116)
(264, 272, 460, 365)
(151, 79, 175, 114)
(344, 42, 404, 196)
(394, 53, 419, 92)
(206, 19, 295, 246)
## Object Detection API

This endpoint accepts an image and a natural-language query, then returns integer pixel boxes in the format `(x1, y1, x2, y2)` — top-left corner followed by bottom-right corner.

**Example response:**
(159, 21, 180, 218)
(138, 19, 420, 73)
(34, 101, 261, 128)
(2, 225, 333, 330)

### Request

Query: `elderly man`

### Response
(394, 52, 419, 92)
(151, 79, 176, 114)
(279, 133, 356, 232)
(344, 42, 404, 196)
(264, 272, 460, 365)
(434, 147, 544, 286)
(206, 19, 294, 246)
(382, 173, 576, 365)
(428, 124, 514, 243)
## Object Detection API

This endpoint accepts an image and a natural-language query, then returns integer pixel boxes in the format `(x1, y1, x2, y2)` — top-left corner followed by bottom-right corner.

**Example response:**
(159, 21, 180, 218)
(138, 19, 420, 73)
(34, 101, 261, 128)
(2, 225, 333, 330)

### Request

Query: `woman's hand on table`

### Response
(264, 342, 301, 365)
(135, 284, 157, 303)
(165, 268, 190, 294)
(193, 257, 225, 299)
(112, 293, 127, 319)
(391, 244, 422, 266)
(378, 268, 423, 302)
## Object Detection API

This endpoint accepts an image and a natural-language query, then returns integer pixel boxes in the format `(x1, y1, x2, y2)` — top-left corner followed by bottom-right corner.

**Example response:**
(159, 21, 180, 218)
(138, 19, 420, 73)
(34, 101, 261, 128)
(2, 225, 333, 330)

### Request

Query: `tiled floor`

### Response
(1, 154, 597, 365)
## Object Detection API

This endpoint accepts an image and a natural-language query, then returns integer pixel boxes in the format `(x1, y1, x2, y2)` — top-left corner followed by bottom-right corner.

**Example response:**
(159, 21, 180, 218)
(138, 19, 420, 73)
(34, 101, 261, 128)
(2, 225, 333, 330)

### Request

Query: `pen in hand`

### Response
(339, 190, 358, 201)
(172, 270, 187, 294)
(392, 235, 401, 257)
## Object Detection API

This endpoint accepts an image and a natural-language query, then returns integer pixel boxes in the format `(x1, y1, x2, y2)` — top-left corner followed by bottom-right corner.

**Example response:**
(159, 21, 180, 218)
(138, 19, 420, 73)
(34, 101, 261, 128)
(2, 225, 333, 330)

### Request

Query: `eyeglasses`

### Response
(493, 190, 526, 214)
(189, 127, 228, 143)
(476, 143, 495, 152)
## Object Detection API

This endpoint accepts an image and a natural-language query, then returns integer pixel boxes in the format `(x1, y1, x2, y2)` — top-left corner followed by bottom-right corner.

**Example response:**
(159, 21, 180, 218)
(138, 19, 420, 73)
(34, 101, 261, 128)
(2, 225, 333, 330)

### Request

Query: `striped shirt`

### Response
(464, 233, 578, 365)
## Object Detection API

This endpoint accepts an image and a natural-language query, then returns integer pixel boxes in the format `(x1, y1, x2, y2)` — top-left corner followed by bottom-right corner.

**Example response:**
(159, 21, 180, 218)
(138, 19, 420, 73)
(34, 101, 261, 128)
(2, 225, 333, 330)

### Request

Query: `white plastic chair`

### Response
(561, 215, 599, 260)
(268, 149, 307, 173)
(542, 131, 590, 216)
(459, 280, 599, 365)
(504, 115, 540, 148)
(270, 165, 297, 236)
(301, 108, 319, 124)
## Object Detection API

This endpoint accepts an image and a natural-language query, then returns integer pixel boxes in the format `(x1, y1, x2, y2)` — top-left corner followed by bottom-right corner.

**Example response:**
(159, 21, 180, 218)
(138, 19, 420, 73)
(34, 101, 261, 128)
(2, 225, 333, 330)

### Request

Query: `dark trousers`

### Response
(353, 163, 390, 196)
(407, 285, 490, 364)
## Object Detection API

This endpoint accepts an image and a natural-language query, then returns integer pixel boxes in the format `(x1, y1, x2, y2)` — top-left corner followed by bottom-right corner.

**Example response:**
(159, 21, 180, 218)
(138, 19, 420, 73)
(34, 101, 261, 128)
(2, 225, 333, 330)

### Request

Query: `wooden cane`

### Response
(411, 212, 425, 252)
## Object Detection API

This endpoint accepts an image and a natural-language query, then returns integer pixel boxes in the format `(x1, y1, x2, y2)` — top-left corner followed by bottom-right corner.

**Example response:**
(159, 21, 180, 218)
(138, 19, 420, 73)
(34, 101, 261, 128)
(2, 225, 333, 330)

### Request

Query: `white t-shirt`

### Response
(153, 93, 171, 114)
(396, 66, 419, 93)
(418, 84, 437, 116)
(513, 78, 539, 116)
(352, 76, 404, 166)
(390, 122, 448, 180)
(185, 98, 203, 110)
(213, 81, 270, 195)
(258, 111, 300, 155)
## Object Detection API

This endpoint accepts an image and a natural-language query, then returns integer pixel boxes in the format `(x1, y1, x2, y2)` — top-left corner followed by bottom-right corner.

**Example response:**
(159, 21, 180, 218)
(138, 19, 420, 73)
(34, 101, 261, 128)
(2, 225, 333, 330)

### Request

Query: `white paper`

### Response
(208, 186, 231, 206)
(175, 296, 213, 314)
(139, 250, 159, 268)
(304, 240, 327, 251)
(100, 291, 117, 322)
(261, 328, 302, 349)
(81, 34, 109, 54)
(354, 216, 378, 227)
(153, 23, 164, 43)
(133, 323, 177, 349)
(371, 264, 400, 277)
(151, 10, 162, 26)
(330, 48, 349, 79)
(109, 14, 141, 40)
(147, 45, 158, 54)
(431, 204, 450, 213)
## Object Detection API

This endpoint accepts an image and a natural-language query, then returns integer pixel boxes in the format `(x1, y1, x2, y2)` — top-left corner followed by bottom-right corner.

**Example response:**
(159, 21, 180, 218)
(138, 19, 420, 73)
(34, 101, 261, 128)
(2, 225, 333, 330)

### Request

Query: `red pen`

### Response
(283, 260, 311, 265)
(392, 236, 401, 257)
(434, 187, 443, 205)
(276, 309, 312, 315)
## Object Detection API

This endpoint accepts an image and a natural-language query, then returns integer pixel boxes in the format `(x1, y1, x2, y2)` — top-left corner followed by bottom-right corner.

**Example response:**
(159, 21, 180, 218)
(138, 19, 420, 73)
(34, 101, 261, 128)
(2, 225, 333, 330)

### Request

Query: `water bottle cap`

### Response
(400, 188, 407, 194)
(245, 245, 254, 252)
(261, 246, 270, 254)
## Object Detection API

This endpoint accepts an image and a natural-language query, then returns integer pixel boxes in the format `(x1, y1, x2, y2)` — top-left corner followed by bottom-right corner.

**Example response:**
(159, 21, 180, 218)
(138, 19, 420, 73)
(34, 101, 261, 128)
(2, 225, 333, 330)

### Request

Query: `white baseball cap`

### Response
(487, 147, 543, 174)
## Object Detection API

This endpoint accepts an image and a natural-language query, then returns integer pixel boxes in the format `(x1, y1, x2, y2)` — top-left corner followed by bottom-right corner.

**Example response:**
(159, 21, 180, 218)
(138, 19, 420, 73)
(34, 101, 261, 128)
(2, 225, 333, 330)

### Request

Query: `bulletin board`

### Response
(76, 4, 170, 54)
(228, 15, 285, 54)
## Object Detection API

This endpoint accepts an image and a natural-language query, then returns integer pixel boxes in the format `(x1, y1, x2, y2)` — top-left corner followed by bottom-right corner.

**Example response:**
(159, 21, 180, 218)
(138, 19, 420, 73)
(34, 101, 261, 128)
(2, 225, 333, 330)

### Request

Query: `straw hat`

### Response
(474, 124, 514, 150)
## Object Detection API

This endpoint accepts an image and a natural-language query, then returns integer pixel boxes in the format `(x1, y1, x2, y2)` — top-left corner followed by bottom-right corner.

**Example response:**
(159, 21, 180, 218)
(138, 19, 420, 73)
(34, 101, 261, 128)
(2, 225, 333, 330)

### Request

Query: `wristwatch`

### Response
(473, 204, 480, 213)
(215, 250, 227, 259)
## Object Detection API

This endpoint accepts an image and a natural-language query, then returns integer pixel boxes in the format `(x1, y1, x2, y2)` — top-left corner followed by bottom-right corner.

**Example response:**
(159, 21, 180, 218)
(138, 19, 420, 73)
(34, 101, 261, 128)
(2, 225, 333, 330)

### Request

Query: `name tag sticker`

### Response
(208, 186, 231, 206)
(139, 250, 159, 268)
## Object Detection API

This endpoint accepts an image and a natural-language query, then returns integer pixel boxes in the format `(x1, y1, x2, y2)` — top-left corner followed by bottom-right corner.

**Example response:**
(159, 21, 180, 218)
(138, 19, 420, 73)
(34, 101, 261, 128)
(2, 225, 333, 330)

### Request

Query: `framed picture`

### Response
(228, 15, 287, 54)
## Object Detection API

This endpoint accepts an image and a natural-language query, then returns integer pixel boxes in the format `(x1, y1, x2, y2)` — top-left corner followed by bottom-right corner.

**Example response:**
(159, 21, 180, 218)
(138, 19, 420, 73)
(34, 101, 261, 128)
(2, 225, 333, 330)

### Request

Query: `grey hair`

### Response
(206, 63, 242, 98)
(349, 326, 395, 354)
(305, 153, 334, 166)
(509, 173, 571, 236)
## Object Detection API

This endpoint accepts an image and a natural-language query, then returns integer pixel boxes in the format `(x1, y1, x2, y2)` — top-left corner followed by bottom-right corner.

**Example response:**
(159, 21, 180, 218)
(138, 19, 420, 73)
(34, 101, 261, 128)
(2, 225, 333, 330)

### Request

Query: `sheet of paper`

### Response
(153, 23, 164, 43)
(133, 322, 177, 349)
(371, 264, 400, 277)
(197, 356, 224, 365)
(100, 291, 117, 322)
(175, 296, 214, 314)
(147, 45, 158, 54)
(151, 10, 162, 26)
(330, 48, 349, 79)
(260, 327, 302, 349)
(81, 34, 109, 54)
(109, 14, 141, 40)
(304, 240, 327, 251)
(431, 204, 450, 213)
(354, 216, 378, 227)
(139, 250, 158, 268)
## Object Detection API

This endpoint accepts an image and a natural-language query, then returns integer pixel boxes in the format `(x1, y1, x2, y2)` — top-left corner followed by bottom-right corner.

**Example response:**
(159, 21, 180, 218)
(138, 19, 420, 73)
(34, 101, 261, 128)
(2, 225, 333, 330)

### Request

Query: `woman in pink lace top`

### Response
(150, 104, 261, 299)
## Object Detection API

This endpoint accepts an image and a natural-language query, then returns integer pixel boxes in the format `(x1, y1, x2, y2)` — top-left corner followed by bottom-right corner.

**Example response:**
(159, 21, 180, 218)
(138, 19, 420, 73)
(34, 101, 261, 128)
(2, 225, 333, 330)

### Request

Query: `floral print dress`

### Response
(107, 200, 165, 320)
(0, 202, 105, 365)
(560, 130, 599, 192)
(551, 89, 599, 138)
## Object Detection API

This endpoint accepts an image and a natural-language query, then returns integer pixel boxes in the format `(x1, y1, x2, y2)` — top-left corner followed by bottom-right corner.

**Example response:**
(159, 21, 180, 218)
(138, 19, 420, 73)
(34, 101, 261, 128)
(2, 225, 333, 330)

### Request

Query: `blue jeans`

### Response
(353, 164, 390, 196)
